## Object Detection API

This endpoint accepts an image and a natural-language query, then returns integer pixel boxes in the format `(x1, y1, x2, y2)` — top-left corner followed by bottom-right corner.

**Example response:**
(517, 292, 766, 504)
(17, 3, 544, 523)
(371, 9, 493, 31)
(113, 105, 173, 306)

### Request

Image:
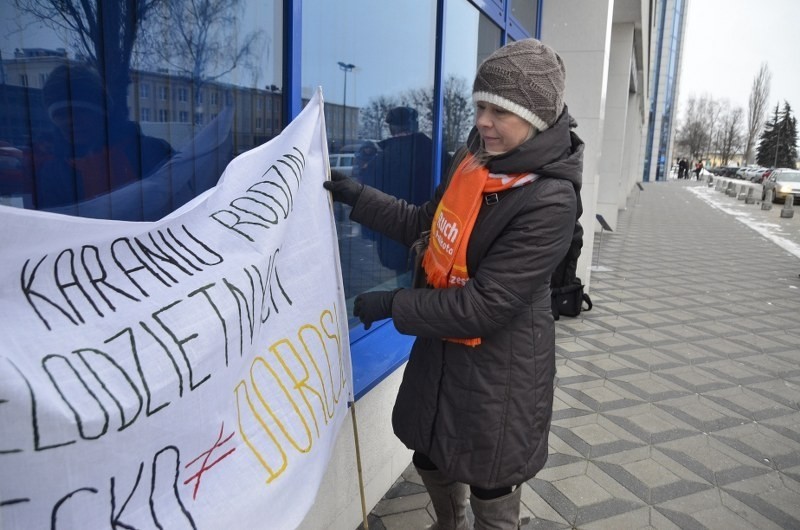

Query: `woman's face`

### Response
(475, 101, 532, 154)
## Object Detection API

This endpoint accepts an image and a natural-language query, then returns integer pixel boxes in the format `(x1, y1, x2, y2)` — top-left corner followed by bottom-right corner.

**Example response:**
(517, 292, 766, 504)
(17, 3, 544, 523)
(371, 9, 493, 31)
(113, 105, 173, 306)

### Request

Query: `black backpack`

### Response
(550, 222, 592, 320)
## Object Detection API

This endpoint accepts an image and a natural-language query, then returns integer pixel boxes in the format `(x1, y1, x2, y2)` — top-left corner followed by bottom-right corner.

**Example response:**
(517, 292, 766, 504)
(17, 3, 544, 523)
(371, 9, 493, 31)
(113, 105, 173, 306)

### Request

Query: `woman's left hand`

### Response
(323, 170, 363, 206)
(353, 289, 402, 329)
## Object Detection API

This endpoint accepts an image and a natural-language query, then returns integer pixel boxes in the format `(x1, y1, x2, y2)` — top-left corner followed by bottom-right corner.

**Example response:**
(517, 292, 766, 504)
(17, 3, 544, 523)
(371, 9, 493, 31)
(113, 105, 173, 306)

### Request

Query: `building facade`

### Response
(642, 0, 690, 183)
(1, 1, 686, 527)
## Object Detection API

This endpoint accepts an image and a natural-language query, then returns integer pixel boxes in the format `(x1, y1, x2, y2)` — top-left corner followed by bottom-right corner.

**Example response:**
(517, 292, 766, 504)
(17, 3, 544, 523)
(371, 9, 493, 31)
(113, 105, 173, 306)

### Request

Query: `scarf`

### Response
(422, 153, 536, 346)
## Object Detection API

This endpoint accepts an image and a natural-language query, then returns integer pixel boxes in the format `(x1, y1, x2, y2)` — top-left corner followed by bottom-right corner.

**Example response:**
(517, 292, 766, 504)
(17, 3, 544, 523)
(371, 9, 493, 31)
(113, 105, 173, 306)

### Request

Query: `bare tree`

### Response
(145, 0, 264, 121)
(676, 95, 712, 159)
(702, 98, 723, 160)
(715, 103, 744, 165)
(12, 0, 162, 119)
(402, 87, 434, 137)
(359, 75, 473, 150)
(744, 63, 772, 164)
(359, 95, 399, 140)
(442, 75, 474, 153)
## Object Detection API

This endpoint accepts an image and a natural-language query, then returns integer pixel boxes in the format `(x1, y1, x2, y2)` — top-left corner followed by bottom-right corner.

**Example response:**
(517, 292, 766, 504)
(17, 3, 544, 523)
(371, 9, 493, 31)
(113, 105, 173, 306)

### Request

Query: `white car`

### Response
(762, 168, 800, 203)
(329, 153, 355, 177)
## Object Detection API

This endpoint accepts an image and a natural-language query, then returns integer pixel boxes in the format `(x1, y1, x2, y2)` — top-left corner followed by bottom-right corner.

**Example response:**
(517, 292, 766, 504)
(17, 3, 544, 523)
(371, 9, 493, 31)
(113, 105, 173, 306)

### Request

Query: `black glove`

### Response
(353, 289, 402, 330)
(323, 169, 363, 207)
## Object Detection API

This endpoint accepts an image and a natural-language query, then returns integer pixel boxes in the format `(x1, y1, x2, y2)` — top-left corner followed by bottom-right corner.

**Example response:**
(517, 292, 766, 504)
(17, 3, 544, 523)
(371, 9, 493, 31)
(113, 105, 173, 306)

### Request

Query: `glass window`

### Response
(302, 0, 437, 325)
(0, 1, 282, 221)
(510, 0, 538, 37)
(442, 0, 502, 161)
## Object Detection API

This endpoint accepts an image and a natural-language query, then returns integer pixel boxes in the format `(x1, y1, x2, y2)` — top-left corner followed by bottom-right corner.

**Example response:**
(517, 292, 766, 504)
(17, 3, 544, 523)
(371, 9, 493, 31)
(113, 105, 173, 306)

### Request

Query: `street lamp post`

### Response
(338, 61, 355, 150)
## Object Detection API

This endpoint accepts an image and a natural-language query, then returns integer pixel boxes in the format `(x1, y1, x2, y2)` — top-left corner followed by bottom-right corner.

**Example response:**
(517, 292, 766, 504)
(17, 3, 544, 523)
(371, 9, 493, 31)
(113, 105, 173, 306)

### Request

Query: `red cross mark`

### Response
(183, 422, 237, 500)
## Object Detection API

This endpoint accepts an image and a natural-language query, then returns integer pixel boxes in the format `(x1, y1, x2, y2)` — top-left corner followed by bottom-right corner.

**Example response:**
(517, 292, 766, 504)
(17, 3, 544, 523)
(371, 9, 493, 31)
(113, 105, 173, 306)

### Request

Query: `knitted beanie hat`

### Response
(473, 38, 566, 131)
(385, 106, 418, 126)
(42, 63, 108, 120)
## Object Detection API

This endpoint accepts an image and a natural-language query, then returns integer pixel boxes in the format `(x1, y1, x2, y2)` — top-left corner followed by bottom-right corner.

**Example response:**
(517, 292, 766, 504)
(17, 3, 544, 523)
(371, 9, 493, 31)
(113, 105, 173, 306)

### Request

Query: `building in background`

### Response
(642, 0, 690, 182)
(0, 1, 685, 527)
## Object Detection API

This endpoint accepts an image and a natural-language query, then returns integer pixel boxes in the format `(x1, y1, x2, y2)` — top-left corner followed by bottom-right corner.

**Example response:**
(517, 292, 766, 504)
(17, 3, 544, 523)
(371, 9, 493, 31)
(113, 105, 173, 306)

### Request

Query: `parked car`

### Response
(339, 139, 380, 154)
(721, 166, 740, 178)
(751, 167, 773, 183)
(745, 167, 769, 183)
(762, 168, 800, 202)
(329, 153, 355, 177)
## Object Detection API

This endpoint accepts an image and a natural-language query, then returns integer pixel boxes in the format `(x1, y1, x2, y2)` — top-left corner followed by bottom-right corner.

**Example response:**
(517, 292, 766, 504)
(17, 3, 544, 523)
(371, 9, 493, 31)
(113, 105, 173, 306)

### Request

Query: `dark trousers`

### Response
(413, 451, 514, 500)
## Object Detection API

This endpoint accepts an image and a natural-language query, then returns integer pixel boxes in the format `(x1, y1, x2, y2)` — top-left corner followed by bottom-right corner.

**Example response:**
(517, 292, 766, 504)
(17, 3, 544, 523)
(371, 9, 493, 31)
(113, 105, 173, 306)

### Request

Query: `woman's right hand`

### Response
(323, 170, 363, 207)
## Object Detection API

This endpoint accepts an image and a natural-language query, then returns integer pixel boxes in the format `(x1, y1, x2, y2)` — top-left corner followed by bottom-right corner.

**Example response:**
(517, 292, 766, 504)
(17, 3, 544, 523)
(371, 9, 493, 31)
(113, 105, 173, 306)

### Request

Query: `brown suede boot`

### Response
(416, 466, 470, 530)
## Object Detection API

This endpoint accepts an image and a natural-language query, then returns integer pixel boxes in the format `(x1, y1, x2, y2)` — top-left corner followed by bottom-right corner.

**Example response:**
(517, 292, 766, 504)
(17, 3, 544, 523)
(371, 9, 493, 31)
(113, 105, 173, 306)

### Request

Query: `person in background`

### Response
(32, 63, 172, 209)
(325, 38, 583, 529)
(360, 106, 435, 274)
(694, 160, 703, 180)
(351, 140, 380, 182)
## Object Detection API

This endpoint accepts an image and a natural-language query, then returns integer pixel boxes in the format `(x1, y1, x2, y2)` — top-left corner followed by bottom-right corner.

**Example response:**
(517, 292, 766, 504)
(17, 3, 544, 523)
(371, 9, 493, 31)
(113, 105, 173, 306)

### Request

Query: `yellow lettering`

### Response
(251, 356, 313, 452)
(234, 380, 287, 483)
(233, 305, 351, 487)
(266, 339, 324, 437)
(318, 308, 347, 407)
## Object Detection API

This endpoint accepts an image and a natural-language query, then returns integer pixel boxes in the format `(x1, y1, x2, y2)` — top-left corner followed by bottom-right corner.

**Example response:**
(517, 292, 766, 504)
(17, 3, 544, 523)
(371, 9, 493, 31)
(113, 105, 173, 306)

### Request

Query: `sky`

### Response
(677, 0, 800, 121)
(0, 0, 456, 109)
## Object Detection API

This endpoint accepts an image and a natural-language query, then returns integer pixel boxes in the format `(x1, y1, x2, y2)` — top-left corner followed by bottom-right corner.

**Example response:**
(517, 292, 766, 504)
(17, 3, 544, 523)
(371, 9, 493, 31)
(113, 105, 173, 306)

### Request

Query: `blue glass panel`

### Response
(0, 0, 282, 220)
(301, 0, 437, 327)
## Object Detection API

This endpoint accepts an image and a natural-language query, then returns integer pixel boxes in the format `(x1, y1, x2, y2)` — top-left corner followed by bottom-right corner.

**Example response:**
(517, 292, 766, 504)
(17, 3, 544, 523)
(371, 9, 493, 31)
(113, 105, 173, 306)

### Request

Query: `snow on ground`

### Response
(688, 184, 800, 260)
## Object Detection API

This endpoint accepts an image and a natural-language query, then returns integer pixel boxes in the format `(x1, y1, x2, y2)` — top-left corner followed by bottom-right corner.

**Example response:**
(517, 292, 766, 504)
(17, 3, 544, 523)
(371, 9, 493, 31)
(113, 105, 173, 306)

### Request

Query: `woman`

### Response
(325, 38, 583, 529)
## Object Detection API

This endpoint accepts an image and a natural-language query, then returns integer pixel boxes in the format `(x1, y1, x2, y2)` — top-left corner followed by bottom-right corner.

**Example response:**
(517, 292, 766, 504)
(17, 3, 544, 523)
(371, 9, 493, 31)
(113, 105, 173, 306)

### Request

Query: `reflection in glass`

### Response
(442, 0, 501, 163)
(0, 0, 281, 220)
(510, 0, 538, 37)
(302, 0, 437, 325)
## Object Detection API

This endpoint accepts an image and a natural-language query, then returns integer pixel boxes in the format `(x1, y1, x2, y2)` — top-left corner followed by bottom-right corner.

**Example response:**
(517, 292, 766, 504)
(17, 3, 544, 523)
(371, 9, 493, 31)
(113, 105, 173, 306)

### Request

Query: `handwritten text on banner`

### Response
(0, 90, 352, 530)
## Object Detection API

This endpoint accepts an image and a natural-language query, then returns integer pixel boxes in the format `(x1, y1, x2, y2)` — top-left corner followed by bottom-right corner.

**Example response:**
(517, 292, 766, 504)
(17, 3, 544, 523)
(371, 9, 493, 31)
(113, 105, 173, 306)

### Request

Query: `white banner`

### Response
(0, 89, 353, 530)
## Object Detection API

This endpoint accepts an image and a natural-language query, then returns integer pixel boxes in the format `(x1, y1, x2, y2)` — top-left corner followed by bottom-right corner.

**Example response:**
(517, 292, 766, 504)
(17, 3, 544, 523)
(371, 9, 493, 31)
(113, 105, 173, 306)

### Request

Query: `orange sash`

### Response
(422, 154, 533, 346)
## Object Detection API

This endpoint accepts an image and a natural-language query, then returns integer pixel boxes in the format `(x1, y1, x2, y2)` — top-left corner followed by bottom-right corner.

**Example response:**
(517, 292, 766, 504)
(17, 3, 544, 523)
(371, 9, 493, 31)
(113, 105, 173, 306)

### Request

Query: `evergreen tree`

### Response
(782, 101, 799, 166)
(756, 101, 798, 168)
(756, 104, 779, 167)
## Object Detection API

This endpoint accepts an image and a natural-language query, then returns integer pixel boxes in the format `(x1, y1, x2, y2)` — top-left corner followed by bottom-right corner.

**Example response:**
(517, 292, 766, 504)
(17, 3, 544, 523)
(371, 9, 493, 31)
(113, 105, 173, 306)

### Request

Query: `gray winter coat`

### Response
(350, 108, 584, 489)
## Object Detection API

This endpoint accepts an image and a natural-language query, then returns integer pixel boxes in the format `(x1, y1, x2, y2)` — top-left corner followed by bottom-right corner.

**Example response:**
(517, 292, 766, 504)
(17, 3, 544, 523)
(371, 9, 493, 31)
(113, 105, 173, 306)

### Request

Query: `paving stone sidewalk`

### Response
(357, 180, 800, 530)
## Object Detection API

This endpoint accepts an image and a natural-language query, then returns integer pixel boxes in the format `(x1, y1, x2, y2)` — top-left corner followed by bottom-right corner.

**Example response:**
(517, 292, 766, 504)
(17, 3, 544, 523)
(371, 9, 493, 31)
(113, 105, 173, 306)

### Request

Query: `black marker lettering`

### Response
(110, 462, 144, 529)
(72, 348, 144, 432)
(110, 237, 169, 296)
(105, 328, 171, 415)
(81, 245, 140, 311)
(173, 225, 223, 266)
(21, 256, 77, 330)
(51, 487, 98, 529)
(42, 354, 110, 441)
(6, 358, 76, 451)
(151, 446, 197, 529)
(152, 301, 211, 392)
(54, 248, 101, 322)
(223, 275, 256, 358)
(187, 283, 229, 367)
